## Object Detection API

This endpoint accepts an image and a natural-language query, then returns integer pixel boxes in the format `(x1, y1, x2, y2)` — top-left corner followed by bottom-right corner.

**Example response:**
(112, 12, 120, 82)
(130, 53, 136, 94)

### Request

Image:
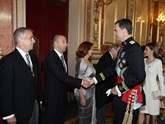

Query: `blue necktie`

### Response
(25, 54, 31, 67)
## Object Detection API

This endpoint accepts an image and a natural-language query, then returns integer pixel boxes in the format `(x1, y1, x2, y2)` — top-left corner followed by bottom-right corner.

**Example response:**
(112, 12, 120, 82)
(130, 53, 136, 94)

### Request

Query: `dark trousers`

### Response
(97, 105, 106, 124)
(113, 96, 139, 124)
(29, 100, 39, 124)
(2, 100, 39, 124)
(44, 101, 66, 124)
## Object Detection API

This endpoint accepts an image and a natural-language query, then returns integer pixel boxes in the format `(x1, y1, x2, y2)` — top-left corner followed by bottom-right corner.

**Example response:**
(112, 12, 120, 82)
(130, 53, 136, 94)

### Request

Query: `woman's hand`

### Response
(80, 97, 86, 106)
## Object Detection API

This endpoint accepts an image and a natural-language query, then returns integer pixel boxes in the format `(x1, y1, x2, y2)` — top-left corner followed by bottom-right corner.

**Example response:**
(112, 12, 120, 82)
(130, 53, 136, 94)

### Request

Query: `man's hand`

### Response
(7, 116, 16, 124)
(106, 89, 112, 96)
(82, 78, 93, 88)
(111, 86, 118, 95)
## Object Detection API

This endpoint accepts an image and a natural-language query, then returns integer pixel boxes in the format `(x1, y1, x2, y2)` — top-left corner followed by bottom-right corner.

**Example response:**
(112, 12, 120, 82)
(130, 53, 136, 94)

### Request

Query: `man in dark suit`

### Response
(96, 44, 120, 124)
(43, 35, 92, 124)
(91, 18, 146, 124)
(0, 27, 41, 124)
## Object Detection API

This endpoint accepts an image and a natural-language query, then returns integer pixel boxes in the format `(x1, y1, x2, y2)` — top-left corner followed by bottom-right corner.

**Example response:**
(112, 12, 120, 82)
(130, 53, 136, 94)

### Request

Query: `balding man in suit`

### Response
(43, 35, 92, 124)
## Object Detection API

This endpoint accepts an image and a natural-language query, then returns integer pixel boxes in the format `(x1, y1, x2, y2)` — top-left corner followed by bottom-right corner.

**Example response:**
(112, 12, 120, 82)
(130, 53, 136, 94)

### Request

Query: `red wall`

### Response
(26, 0, 68, 88)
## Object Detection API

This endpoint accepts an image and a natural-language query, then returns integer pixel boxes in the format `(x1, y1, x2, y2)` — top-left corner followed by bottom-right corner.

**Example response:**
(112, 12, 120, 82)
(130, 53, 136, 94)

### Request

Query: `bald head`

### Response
(53, 35, 68, 54)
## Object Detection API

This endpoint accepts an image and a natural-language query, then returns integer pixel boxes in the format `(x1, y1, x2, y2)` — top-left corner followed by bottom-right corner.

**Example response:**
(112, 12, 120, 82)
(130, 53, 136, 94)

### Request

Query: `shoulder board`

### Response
(129, 40, 135, 45)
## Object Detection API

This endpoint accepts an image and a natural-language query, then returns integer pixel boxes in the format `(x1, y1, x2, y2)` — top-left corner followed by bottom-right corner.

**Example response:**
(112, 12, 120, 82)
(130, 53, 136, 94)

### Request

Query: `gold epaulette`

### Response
(129, 40, 135, 45)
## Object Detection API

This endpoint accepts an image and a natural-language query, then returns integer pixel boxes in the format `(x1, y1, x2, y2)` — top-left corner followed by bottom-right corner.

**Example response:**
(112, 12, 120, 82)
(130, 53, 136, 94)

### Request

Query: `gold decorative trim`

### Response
(160, 1, 165, 9)
(120, 67, 127, 80)
(96, 0, 114, 6)
(92, 0, 114, 50)
(92, 0, 101, 49)
(122, 81, 129, 91)
(130, 0, 134, 21)
(106, 0, 114, 5)
(99, 72, 105, 81)
(120, 67, 129, 92)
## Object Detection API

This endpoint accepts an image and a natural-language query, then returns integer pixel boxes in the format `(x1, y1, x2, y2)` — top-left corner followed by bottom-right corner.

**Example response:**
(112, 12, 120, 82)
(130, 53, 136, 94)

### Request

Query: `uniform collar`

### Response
(122, 37, 134, 46)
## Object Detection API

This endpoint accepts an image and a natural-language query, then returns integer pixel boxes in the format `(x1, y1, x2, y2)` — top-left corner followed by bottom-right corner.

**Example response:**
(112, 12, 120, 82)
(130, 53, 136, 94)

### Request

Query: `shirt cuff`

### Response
(93, 77, 98, 84)
(3, 114, 14, 120)
(116, 85, 121, 97)
(81, 80, 83, 85)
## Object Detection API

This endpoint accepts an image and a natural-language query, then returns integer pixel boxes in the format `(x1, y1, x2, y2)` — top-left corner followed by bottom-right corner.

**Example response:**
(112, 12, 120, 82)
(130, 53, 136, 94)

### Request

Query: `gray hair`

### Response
(108, 44, 119, 52)
(13, 27, 33, 45)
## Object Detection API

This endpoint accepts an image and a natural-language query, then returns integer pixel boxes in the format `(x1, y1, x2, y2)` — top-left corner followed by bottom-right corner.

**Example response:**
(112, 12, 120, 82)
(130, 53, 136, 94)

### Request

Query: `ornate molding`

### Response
(13, 0, 26, 31)
(130, 0, 134, 20)
(97, 0, 113, 6)
(92, 0, 114, 50)
(160, 1, 165, 9)
(92, 0, 101, 49)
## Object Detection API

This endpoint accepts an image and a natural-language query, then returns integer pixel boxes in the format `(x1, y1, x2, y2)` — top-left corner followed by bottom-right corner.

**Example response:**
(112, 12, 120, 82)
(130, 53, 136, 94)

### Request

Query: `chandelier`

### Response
(156, 12, 165, 24)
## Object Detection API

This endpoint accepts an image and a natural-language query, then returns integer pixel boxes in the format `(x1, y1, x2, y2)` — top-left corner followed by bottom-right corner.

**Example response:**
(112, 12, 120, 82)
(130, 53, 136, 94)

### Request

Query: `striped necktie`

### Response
(25, 54, 31, 67)
(61, 55, 67, 73)
(25, 54, 35, 76)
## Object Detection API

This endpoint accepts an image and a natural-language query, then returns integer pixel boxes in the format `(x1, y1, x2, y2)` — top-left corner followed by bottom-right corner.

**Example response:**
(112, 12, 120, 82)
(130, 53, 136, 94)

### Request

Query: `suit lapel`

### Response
(14, 49, 36, 80)
(30, 53, 39, 82)
(52, 50, 67, 74)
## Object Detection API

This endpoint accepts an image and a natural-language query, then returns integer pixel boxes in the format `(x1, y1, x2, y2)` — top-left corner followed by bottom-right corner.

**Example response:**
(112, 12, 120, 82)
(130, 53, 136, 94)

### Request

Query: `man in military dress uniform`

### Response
(92, 18, 146, 124)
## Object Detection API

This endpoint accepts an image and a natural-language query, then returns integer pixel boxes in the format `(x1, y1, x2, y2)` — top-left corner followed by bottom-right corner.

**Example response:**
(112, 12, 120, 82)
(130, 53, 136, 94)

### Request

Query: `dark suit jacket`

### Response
(95, 37, 145, 106)
(0, 49, 41, 124)
(96, 51, 116, 109)
(43, 50, 82, 104)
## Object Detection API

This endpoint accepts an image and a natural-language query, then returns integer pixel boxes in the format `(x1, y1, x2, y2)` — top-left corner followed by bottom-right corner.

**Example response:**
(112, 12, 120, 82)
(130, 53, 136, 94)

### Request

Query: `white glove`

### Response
(106, 89, 112, 96)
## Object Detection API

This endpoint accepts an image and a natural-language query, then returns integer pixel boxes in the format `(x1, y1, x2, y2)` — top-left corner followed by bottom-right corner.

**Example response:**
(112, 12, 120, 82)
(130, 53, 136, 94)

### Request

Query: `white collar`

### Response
(16, 47, 29, 58)
(109, 51, 113, 59)
(54, 49, 63, 58)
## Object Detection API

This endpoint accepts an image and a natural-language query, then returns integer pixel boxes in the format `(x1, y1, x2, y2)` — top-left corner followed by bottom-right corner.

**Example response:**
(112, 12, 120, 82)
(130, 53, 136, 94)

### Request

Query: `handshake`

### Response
(81, 78, 119, 96)
(81, 78, 94, 88)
